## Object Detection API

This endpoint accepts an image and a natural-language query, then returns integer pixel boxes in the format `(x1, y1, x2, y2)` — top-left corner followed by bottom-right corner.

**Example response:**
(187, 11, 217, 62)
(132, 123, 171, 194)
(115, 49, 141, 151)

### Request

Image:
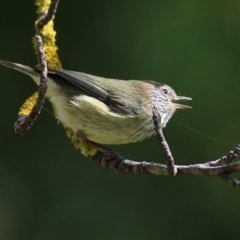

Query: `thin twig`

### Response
(36, 35, 48, 82)
(205, 142, 240, 166)
(37, 0, 59, 29)
(220, 173, 240, 188)
(152, 107, 177, 176)
(14, 35, 48, 135)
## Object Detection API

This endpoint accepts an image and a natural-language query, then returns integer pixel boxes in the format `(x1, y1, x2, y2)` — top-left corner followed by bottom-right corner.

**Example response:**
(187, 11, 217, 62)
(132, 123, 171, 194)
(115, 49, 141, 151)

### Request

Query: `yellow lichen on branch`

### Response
(34, 0, 62, 70)
(17, 92, 38, 116)
(16, 0, 61, 119)
(65, 128, 100, 157)
(35, 0, 51, 13)
(14, 0, 106, 158)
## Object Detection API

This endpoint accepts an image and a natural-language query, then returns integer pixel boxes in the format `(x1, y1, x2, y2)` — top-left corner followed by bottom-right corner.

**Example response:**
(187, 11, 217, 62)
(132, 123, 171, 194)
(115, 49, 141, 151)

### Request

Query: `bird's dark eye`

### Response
(162, 88, 168, 94)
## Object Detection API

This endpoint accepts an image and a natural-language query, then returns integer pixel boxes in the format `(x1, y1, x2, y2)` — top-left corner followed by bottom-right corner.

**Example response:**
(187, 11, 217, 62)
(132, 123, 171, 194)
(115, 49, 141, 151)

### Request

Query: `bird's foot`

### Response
(88, 141, 123, 168)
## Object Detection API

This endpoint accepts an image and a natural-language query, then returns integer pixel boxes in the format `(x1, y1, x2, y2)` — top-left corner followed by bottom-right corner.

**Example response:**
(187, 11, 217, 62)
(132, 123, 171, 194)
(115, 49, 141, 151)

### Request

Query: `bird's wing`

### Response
(50, 69, 137, 115)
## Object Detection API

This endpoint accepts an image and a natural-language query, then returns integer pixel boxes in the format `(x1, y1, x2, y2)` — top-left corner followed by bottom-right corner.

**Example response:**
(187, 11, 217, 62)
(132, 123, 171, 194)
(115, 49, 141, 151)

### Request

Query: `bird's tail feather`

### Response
(0, 59, 39, 77)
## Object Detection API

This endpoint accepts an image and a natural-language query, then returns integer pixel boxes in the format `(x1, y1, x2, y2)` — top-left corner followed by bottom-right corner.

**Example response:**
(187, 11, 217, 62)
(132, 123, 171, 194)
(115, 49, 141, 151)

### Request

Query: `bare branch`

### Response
(92, 143, 240, 188)
(204, 142, 240, 166)
(221, 173, 240, 188)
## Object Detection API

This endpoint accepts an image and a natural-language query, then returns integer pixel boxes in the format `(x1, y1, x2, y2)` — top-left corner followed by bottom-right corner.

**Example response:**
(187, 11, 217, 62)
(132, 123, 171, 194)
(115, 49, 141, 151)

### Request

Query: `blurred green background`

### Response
(0, 0, 240, 239)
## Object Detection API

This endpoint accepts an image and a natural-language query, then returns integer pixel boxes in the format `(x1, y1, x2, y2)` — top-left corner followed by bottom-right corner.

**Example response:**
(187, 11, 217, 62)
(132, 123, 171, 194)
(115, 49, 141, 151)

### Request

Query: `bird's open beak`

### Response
(172, 96, 192, 109)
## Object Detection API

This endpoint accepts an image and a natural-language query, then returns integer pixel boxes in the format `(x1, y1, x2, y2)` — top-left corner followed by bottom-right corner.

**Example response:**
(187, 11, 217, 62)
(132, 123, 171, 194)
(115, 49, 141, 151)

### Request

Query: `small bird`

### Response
(0, 60, 191, 145)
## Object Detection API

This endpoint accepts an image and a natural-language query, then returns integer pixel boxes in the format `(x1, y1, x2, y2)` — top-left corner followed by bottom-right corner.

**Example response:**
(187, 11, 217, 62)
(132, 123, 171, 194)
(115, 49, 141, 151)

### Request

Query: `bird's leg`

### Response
(66, 127, 123, 168)
(87, 140, 123, 166)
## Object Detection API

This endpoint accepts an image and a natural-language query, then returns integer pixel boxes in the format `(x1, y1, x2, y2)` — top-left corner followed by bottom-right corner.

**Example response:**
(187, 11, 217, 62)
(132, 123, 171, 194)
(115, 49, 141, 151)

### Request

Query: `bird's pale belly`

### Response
(51, 94, 155, 145)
